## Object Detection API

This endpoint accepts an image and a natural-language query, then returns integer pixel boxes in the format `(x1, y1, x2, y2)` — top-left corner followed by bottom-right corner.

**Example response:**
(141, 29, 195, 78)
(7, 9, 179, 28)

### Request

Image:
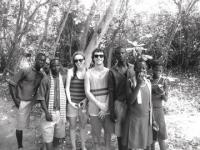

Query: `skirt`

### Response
(122, 113, 153, 149)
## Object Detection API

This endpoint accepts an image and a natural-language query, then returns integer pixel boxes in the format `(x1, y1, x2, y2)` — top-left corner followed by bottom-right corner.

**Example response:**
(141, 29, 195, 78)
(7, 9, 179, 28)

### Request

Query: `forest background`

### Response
(0, 0, 200, 150)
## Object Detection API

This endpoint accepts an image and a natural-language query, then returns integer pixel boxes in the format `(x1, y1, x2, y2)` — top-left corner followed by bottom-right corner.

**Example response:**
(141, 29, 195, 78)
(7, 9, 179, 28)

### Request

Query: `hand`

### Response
(110, 112, 116, 123)
(14, 98, 20, 108)
(137, 72, 145, 87)
(98, 110, 107, 119)
(45, 112, 53, 121)
(96, 101, 107, 111)
(79, 98, 87, 109)
(70, 101, 78, 109)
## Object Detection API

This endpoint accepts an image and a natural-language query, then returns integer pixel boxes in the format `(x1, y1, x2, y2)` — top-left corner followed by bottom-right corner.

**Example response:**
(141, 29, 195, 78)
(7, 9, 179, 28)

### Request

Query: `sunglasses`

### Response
(74, 59, 84, 63)
(94, 54, 104, 58)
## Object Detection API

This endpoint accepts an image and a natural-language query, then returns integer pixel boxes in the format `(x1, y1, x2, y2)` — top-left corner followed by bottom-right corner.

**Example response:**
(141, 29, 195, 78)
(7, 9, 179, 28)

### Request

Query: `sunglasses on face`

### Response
(74, 59, 84, 63)
(94, 54, 104, 58)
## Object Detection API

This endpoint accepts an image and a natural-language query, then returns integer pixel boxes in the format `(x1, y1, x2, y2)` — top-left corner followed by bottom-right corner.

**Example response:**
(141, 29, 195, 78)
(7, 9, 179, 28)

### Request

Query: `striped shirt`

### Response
(90, 88, 108, 97)
(70, 76, 86, 103)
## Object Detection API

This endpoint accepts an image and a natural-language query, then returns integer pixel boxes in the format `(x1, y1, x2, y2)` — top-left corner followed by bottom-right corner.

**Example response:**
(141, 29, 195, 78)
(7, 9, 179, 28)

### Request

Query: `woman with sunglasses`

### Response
(66, 51, 87, 150)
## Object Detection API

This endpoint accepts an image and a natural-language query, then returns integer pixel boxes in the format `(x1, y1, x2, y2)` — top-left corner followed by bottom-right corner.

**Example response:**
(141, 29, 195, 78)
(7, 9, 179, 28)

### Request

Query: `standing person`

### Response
(8, 53, 46, 150)
(108, 46, 135, 150)
(151, 61, 168, 150)
(122, 60, 153, 150)
(85, 48, 113, 150)
(37, 59, 67, 150)
(66, 51, 87, 150)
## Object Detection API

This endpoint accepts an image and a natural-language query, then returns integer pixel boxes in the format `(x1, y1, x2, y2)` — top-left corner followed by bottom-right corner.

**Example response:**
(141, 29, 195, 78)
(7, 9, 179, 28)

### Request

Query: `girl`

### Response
(66, 51, 87, 150)
(122, 60, 153, 150)
(151, 61, 168, 150)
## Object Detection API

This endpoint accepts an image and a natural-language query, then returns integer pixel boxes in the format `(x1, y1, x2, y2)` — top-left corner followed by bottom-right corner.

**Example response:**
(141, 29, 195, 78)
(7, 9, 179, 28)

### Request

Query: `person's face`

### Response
(135, 62, 147, 75)
(115, 48, 127, 63)
(51, 60, 60, 74)
(43, 59, 50, 74)
(93, 52, 104, 66)
(35, 55, 46, 69)
(153, 66, 163, 78)
(74, 54, 85, 69)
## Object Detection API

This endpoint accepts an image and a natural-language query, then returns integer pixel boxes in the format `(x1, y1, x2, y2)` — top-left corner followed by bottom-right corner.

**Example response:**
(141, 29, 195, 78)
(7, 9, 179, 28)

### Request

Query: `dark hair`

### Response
(72, 51, 85, 79)
(91, 48, 105, 63)
(134, 59, 147, 71)
(35, 53, 46, 60)
(50, 58, 60, 68)
(152, 60, 163, 69)
(114, 46, 124, 55)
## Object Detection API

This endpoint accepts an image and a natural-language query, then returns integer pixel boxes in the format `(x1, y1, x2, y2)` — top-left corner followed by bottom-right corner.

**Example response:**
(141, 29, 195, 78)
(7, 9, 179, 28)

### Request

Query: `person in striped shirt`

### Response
(85, 48, 114, 150)
(66, 51, 88, 150)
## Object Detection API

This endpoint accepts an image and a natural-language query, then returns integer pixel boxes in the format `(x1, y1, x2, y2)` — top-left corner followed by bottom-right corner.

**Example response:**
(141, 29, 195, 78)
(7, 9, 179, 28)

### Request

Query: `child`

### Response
(122, 60, 153, 150)
(151, 61, 168, 150)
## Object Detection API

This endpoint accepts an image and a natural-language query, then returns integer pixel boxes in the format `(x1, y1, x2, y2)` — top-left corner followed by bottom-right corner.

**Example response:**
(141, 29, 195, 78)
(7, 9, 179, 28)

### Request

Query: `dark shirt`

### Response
(108, 63, 135, 114)
(129, 84, 151, 117)
(9, 67, 43, 101)
(37, 75, 66, 110)
(151, 77, 168, 108)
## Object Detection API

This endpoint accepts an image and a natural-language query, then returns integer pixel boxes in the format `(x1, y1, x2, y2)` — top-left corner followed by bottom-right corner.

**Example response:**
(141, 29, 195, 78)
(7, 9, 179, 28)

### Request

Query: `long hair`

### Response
(72, 51, 85, 79)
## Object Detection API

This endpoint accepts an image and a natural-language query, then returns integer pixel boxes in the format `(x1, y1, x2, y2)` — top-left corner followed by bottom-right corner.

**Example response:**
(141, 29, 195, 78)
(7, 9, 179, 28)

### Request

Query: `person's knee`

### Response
(69, 118, 77, 130)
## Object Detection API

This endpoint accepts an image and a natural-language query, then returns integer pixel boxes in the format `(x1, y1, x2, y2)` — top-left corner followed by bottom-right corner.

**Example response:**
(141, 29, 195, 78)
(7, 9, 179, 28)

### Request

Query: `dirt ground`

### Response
(1, 76, 200, 150)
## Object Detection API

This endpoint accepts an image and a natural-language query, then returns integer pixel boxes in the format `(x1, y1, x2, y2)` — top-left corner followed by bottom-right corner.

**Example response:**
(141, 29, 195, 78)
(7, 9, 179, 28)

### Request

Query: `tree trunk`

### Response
(38, 0, 53, 50)
(79, 0, 98, 51)
(52, 0, 73, 57)
(84, 0, 121, 68)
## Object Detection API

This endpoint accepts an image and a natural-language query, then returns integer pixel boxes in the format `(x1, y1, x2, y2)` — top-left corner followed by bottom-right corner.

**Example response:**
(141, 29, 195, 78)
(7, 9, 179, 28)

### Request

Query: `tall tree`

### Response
(83, 0, 121, 67)
(3, 0, 50, 77)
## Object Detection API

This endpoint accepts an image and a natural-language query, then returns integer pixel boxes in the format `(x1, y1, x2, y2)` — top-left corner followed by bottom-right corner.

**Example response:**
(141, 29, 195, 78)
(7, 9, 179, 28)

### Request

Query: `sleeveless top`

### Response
(87, 67, 109, 116)
(151, 76, 166, 108)
(70, 75, 86, 104)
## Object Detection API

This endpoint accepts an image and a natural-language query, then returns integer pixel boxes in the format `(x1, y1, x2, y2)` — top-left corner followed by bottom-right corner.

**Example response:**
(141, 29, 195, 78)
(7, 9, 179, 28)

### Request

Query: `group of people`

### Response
(8, 46, 168, 150)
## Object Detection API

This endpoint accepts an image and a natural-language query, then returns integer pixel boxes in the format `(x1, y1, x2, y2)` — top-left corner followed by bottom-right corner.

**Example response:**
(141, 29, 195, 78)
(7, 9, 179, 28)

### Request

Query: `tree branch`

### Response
(52, 0, 73, 56)
(18, 0, 50, 40)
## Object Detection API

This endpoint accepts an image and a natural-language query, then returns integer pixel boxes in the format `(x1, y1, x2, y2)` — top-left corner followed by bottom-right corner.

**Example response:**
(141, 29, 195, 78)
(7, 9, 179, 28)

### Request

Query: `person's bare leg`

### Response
(69, 117, 77, 150)
(159, 140, 166, 150)
(45, 142, 53, 150)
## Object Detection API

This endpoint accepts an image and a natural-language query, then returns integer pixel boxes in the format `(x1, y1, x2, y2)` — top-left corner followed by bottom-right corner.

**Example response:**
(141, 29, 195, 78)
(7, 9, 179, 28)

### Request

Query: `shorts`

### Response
(114, 101, 127, 137)
(90, 115, 114, 143)
(16, 101, 34, 130)
(40, 111, 66, 143)
(67, 103, 88, 123)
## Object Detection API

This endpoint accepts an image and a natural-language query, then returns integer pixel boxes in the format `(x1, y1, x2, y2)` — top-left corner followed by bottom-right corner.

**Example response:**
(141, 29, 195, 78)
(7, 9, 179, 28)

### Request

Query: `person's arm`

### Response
(84, 71, 107, 111)
(65, 68, 78, 108)
(129, 74, 143, 104)
(108, 71, 116, 122)
(37, 77, 52, 121)
(8, 69, 25, 108)
(161, 78, 169, 101)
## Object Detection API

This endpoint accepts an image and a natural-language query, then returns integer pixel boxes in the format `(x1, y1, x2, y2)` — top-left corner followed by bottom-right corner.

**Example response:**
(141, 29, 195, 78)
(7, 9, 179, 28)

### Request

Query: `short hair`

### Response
(134, 59, 147, 71)
(114, 46, 124, 54)
(152, 60, 163, 69)
(35, 53, 46, 60)
(50, 58, 60, 68)
(91, 48, 105, 63)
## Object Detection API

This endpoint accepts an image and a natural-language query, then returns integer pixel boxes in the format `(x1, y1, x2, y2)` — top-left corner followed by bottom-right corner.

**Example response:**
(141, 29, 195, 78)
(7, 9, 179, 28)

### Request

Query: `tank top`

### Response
(70, 75, 86, 104)
(87, 67, 109, 116)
